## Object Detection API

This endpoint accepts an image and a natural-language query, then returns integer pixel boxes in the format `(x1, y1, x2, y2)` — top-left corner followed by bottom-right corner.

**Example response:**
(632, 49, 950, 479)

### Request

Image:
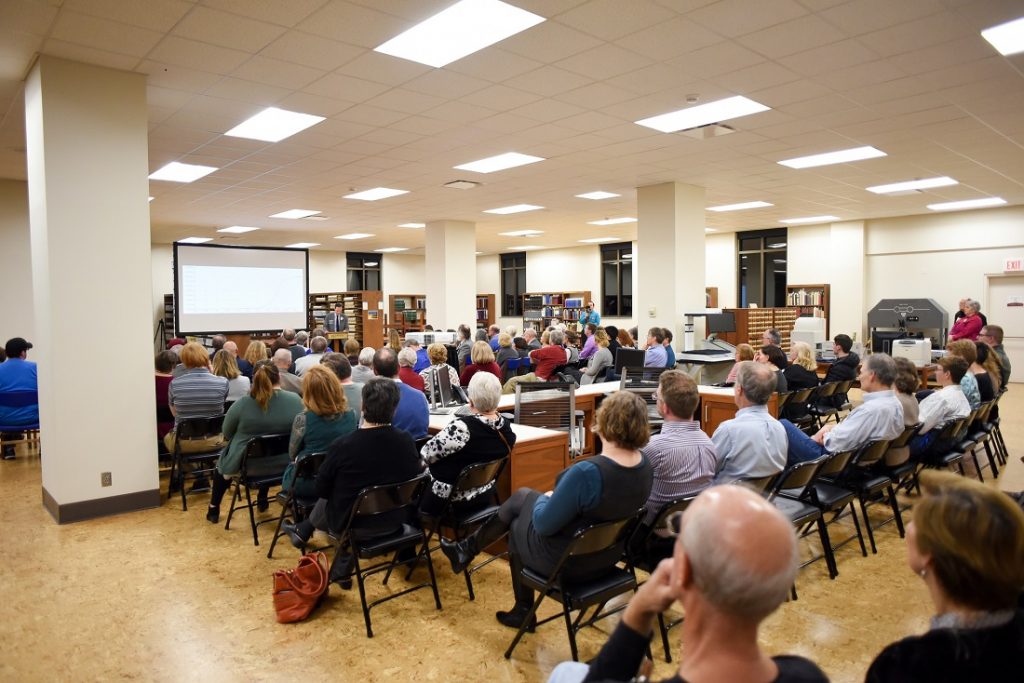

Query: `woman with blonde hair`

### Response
(283, 365, 358, 496)
(725, 343, 755, 383)
(866, 470, 1024, 681)
(343, 338, 360, 366)
(387, 328, 402, 350)
(459, 340, 502, 385)
(212, 349, 251, 402)
(783, 341, 820, 390)
(205, 361, 303, 524)
(244, 340, 269, 368)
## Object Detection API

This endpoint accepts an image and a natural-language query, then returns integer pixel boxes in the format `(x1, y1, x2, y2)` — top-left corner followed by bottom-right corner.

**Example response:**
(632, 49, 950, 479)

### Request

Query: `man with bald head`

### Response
(272, 348, 303, 395)
(711, 361, 787, 484)
(222, 340, 252, 379)
(548, 485, 827, 682)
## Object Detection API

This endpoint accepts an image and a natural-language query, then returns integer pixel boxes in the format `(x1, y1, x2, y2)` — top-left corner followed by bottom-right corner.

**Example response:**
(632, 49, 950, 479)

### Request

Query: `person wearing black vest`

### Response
(441, 391, 654, 630)
(419, 373, 516, 517)
(821, 333, 859, 408)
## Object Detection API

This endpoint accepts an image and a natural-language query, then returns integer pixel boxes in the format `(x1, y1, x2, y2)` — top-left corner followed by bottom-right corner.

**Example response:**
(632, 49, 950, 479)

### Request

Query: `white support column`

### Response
(636, 182, 706, 351)
(0, 180, 34, 343)
(425, 220, 476, 330)
(26, 56, 159, 522)
(830, 220, 866, 342)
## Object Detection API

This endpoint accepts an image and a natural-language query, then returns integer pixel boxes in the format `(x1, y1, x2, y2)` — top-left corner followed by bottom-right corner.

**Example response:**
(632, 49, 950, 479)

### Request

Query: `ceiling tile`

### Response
(500, 19, 604, 63)
(304, 72, 391, 103)
(687, 0, 809, 37)
(50, 10, 164, 58)
(504, 66, 593, 97)
(40, 39, 141, 72)
(336, 51, 430, 87)
(63, 0, 191, 32)
(818, 0, 946, 36)
(232, 56, 325, 90)
(172, 6, 287, 53)
(200, 0, 328, 27)
(556, 0, 677, 41)
(295, 1, 408, 49)
(259, 30, 364, 71)
(148, 36, 252, 74)
(738, 15, 849, 59)
(556, 43, 652, 80)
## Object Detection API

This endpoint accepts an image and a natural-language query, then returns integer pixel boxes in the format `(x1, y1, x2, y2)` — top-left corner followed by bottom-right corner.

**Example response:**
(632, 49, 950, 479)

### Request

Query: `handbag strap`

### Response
(494, 423, 513, 457)
(277, 552, 328, 597)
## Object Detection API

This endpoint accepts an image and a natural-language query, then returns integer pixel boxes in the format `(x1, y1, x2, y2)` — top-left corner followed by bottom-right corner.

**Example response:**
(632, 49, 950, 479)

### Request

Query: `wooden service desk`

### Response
(697, 386, 778, 437)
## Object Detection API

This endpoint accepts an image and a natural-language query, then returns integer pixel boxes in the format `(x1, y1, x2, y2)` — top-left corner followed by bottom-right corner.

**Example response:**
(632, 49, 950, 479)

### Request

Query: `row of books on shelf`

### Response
(787, 290, 826, 306)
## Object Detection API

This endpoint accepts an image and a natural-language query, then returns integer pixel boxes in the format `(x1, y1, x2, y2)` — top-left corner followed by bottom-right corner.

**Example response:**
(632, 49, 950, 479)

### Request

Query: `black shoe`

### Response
(440, 539, 473, 575)
(2, 449, 15, 461)
(496, 608, 536, 632)
(257, 497, 270, 513)
(282, 521, 308, 550)
(206, 505, 220, 524)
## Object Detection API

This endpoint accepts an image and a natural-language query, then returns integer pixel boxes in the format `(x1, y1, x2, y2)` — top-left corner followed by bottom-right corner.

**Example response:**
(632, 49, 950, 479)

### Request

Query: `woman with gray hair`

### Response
(949, 298, 984, 342)
(397, 346, 425, 391)
(418, 372, 516, 516)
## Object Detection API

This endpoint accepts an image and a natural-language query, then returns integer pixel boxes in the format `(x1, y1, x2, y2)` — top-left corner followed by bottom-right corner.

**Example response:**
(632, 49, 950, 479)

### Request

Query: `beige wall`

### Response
(704, 232, 737, 309)
(0, 180, 34, 344)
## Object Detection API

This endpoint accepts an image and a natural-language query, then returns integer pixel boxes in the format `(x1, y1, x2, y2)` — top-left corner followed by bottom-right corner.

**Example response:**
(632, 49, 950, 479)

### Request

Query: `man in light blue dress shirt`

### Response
(780, 353, 904, 466)
(711, 361, 788, 484)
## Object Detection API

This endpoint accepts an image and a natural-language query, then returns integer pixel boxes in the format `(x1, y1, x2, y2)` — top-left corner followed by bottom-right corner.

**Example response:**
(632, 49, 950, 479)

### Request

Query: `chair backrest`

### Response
(514, 382, 577, 431)
(176, 415, 225, 440)
(768, 456, 827, 500)
(567, 511, 643, 558)
(451, 456, 508, 495)
(293, 451, 328, 480)
(735, 472, 778, 494)
(974, 400, 994, 426)
(350, 474, 426, 522)
(0, 390, 39, 408)
(851, 439, 890, 469)
(776, 390, 794, 410)
(156, 403, 175, 423)
(648, 496, 696, 534)
(815, 381, 839, 400)
(817, 446, 857, 478)
(936, 417, 968, 440)
(889, 423, 922, 449)
(835, 379, 854, 395)
(240, 432, 292, 474)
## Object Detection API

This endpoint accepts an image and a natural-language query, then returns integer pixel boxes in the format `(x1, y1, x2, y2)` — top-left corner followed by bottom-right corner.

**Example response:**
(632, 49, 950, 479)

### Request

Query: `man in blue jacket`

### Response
(372, 347, 428, 439)
(0, 338, 39, 460)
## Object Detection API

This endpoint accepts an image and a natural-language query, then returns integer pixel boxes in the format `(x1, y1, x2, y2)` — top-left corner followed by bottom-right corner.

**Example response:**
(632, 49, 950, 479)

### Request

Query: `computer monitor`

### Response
(614, 348, 647, 373)
(427, 366, 466, 408)
(705, 312, 736, 334)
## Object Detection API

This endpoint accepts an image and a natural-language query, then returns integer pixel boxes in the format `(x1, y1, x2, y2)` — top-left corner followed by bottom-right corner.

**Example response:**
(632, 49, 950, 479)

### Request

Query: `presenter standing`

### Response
(578, 300, 600, 326)
(326, 304, 349, 333)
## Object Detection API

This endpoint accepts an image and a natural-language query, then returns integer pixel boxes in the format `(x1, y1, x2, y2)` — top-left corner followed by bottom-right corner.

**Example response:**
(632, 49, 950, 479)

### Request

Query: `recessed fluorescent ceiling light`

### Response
(484, 204, 543, 214)
(270, 209, 320, 219)
(511, 245, 543, 251)
(579, 237, 620, 243)
(778, 146, 886, 169)
(707, 201, 773, 212)
(576, 191, 620, 200)
(375, 247, 408, 253)
(635, 96, 770, 133)
(499, 229, 543, 237)
(286, 242, 320, 248)
(927, 197, 1007, 212)
(224, 107, 325, 142)
(364, 261, 379, 267)
(704, 228, 717, 233)
(149, 162, 218, 183)
(344, 187, 409, 201)
(398, 223, 426, 228)
(335, 233, 375, 240)
(374, 0, 545, 68)
(217, 226, 260, 234)
(779, 215, 840, 224)
(588, 217, 637, 225)
(981, 16, 1024, 56)
(455, 152, 545, 173)
(866, 177, 958, 194)
(177, 237, 212, 244)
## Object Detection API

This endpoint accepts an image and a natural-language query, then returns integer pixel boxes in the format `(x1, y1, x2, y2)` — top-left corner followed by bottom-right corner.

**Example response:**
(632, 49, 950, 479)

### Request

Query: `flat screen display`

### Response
(174, 244, 309, 334)
(705, 312, 736, 334)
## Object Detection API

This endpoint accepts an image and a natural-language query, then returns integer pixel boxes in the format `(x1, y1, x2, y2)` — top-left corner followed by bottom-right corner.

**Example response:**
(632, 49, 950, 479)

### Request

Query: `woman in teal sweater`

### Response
(206, 361, 303, 524)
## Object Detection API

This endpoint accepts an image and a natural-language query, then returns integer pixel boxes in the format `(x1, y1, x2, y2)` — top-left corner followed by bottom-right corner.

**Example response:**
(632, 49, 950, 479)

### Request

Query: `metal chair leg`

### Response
(859, 496, 877, 554)
(657, 612, 672, 663)
(504, 591, 547, 659)
(849, 501, 868, 557)
(224, 480, 241, 529)
(816, 516, 838, 579)
(244, 484, 260, 546)
(563, 601, 580, 662)
(887, 485, 905, 538)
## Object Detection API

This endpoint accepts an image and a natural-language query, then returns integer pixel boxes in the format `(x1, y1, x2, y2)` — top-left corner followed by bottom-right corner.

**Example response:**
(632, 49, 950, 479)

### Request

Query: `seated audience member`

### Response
(711, 362, 787, 485)
(529, 328, 571, 381)
(616, 328, 635, 350)
(781, 353, 904, 466)
(488, 324, 502, 351)
(976, 341, 1004, 396)
(821, 333, 859, 408)
(283, 379, 423, 584)
(351, 347, 376, 385)
(419, 373, 516, 517)
(162, 342, 228, 458)
(910, 356, 971, 458)
(978, 324, 1011, 387)
(782, 341, 820, 420)
(948, 298, 984, 342)
(494, 333, 518, 371)
(756, 344, 789, 393)
(205, 361, 303, 523)
(209, 334, 226, 361)
(455, 325, 473, 369)
(945, 340, 981, 409)
(893, 357, 922, 426)
(243, 341, 269, 375)
(154, 350, 177, 443)
(398, 347, 426, 392)
(547, 485, 828, 683)
(605, 325, 621, 359)
(564, 330, 581, 365)
(404, 338, 430, 373)
(461, 340, 503, 386)
(725, 343, 755, 384)
(212, 349, 251, 402)
(374, 347, 429, 440)
(579, 324, 599, 361)
(320, 352, 362, 417)
(386, 329, 401, 350)
(474, 328, 489, 344)
(580, 329, 613, 385)
(294, 336, 328, 376)
(283, 365, 357, 497)
(661, 328, 676, 369)
(523, 328, 541, 351)
(762, 327, 782, 347)
(441, 391, 654, 629)
(343, 338, 360, 367)
(270, 335, 291, 359)
(272, 348, 304, 395)
(640, 371, 716, 525)
(222, 341, 252, 379)
(644, 328, 668, 368)
(421, 342, 461, 391)
(513, 336, 530, 359)
(295, 330, 309, 354)
(283, 328, 305, 365)
(970, 341, 998, 403)
(865, 471, 1024, 683)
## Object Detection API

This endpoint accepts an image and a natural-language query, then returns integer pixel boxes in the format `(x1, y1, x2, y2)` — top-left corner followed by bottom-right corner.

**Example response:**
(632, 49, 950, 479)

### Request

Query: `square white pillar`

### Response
(425, 220, 476, 330)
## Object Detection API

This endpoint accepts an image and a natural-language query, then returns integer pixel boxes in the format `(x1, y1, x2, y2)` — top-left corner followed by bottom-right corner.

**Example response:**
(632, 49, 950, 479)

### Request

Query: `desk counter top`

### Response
(428, 413, 567, 444)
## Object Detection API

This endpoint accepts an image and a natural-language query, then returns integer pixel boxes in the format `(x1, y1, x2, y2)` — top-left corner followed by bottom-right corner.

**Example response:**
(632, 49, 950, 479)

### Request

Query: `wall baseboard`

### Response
(42, 487, 161, 524)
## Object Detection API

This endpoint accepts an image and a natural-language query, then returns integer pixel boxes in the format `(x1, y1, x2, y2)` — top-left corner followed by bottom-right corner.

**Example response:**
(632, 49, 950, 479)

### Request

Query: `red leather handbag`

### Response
(272, 552, 329, 623)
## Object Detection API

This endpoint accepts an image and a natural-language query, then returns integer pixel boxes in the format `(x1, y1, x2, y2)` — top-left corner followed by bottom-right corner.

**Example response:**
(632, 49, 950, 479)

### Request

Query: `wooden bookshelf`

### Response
(388, 294, 427, 337)
(162, 293, 175, 345)
(786, 284, 830, 338)
(716, 307, 800, 352)
(308, 290, 383, 350)
(705, 287, 719, 308)
(521, 290, 592, 333)
(476, 293, 495, 328)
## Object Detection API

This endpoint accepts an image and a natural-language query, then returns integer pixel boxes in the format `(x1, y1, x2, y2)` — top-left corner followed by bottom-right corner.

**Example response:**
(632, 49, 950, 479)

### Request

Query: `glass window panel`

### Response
(347, 270, 362, 291)
(366, 270, 380, 291)
(740, 237, 761, 251)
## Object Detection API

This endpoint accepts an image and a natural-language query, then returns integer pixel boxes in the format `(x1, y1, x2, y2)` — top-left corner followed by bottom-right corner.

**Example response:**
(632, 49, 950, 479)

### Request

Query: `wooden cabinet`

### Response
(521, 290, 592, 332)
(308, 290, 383, 350)
(786, 284, 830, 337)
(705, 287, 719, 308)
(476, 293, 495, 328)
(715, 307, 800, 352)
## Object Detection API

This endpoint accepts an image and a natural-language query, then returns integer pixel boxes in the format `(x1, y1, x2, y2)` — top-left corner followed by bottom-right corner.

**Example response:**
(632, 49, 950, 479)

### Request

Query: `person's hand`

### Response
(543, 490, 553, 497)
(623, 558, 677, 634)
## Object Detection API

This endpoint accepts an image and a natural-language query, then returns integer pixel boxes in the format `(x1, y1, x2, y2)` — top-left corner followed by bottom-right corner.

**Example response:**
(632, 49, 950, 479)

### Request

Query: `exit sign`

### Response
(1006, 257, 1023, 272)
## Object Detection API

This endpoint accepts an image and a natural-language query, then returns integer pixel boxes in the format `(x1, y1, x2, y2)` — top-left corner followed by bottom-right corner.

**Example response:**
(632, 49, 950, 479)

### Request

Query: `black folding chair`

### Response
(225, 432, 291, 546)
(772, 456, 835, 581)
(167, 415, 224, 511)
(734, 472, 779, 495)
(827, 440, 899, 554)
(804, 446, 868, 571)
(417, 457, 509, 600)
(833, 379, 855, 420)
(963, 401, 997, 481)
(340, 474, 442, 638)
(807, 382, 840, 431)
(504, 511, 644, 662)
(266, 451, 327, 559)
(780, 386, 816, 427)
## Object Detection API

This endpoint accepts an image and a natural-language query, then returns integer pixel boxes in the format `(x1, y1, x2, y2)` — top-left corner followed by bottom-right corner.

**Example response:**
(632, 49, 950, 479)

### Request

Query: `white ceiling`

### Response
(2, 0, 1023, 254)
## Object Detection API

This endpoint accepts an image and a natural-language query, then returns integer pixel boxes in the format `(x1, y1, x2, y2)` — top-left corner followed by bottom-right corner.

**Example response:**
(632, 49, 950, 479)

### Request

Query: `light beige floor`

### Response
(1, 388, 1020, 682)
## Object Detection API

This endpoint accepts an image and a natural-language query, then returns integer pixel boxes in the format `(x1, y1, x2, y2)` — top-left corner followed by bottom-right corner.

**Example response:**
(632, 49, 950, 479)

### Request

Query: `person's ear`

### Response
(672, 541, 692, 594)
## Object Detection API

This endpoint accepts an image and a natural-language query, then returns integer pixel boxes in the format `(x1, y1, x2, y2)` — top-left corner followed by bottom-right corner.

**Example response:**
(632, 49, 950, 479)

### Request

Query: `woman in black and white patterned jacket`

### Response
(419, 372, 515, 517)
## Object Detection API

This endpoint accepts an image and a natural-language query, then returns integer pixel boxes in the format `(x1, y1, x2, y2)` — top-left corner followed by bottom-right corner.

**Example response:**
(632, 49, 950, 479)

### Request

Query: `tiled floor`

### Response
(1, 388, 1020, 682)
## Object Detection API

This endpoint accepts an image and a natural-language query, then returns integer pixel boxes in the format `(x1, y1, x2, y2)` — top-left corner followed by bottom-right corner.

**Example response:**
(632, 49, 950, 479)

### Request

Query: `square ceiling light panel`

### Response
(779, 215, 840, 224)
(374, 0, 545, 68)
(982, 16, 1024, 56)
(455, 152, 545, 173)
(635, 96, 770, 133)
(927, 197, 1006, 212)
(866, 177, 957, 194)
(778, 146, 886, 169)
(344, 187, 409, 201)
(270, 209, 321, 219)
(149, 162, 218, 182)
(707, 201, 773, 212)
(224, 107, 325, 142)
(217, 226, 261, 233)
(484, 204, 544, 214)
(576, 191, 620, 200)
(177, 237, 213, 244)
(285, 242, 320, 248)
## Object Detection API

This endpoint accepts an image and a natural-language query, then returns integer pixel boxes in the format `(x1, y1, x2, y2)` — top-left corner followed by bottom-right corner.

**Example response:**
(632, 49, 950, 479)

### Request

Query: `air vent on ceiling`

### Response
(679, 123, 736, 140)
(303, 215, 330, 221)
(444, 180, 481, 190)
